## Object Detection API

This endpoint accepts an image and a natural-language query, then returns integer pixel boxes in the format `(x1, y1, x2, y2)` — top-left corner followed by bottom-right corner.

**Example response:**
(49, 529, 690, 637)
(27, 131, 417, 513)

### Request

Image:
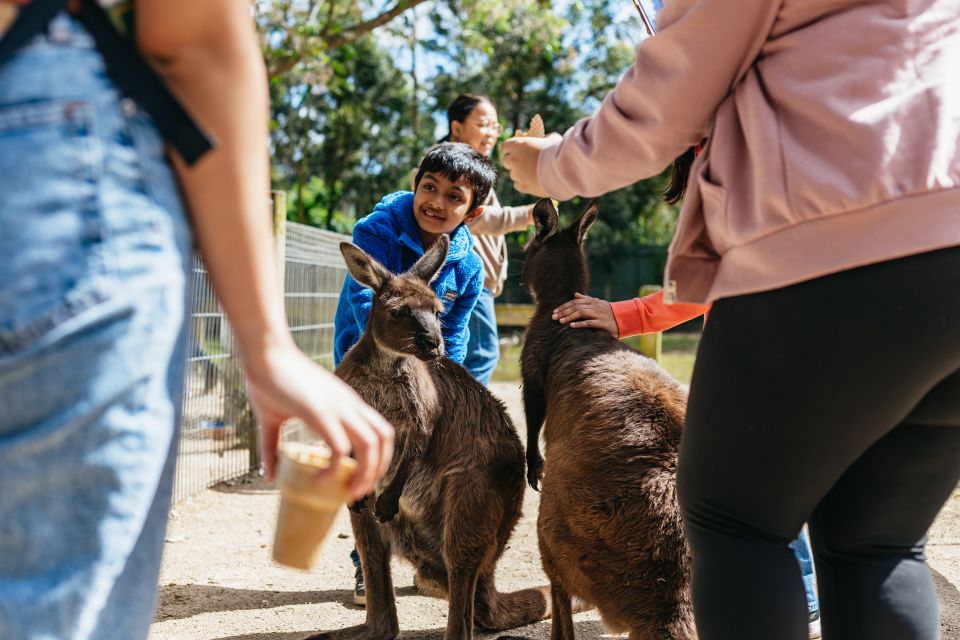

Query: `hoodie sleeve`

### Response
(468, 190, 533, 236)
(610, 289, 709, 337)
(441, 259, 484, 364)
(343, 276, 374, 342)
(345, 220, 395, 342)
(537, 0, 780, 200)
(468, 203, 532, 236)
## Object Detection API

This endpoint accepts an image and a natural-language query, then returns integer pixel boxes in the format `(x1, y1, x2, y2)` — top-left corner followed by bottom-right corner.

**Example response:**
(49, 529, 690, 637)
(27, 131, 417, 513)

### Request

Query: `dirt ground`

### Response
(150, 382, 960, 640)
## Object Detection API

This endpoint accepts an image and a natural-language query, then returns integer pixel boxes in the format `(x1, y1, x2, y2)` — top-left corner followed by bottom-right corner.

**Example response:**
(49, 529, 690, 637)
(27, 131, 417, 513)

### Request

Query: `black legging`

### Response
(677, 246, 960, 640)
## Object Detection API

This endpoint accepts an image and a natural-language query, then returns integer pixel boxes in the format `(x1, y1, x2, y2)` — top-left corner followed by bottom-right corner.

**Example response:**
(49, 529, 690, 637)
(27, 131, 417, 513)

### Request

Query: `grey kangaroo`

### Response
(518, 200, 696, 640)
(311, 236, 551, 640)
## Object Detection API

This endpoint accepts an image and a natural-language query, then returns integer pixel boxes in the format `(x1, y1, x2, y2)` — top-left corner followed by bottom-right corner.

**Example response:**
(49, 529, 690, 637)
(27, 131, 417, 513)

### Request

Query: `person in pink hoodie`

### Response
(502, 1, 960, 639)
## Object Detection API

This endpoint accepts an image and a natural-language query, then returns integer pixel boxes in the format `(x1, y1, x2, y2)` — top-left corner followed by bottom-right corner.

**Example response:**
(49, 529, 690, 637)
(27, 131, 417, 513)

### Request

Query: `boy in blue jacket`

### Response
(334, 142, 495, 604)
(334, 142, 494, 367)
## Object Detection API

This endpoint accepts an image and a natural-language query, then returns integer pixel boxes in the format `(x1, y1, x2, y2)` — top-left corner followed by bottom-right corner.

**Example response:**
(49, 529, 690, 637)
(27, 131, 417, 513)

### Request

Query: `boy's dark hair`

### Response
(438, 93, 494, 144)
(414, 142, 496, 212)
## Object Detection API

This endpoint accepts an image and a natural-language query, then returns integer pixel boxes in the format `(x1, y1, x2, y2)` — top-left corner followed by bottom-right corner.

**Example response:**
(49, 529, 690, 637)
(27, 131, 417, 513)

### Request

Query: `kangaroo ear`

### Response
(409, 234, 449, 284)
(532, 198, 558, 240)
(340, 242, 393, 291)
(572, 201, 599, 245)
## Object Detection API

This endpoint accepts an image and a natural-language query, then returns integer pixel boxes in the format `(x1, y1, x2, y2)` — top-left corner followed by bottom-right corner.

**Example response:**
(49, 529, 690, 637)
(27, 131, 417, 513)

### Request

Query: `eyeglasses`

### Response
(467, 119, 501, 135)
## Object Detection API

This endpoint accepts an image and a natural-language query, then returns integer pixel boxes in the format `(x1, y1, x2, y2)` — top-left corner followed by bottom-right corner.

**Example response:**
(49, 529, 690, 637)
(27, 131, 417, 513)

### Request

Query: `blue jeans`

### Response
(791, 528, 819, 615)
(463, 288, 499, 386)
(0, 15, 193, 640)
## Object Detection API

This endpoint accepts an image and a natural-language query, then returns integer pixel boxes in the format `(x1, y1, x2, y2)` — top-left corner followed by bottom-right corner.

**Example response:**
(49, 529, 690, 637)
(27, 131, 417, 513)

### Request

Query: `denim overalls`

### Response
(0, 12, 192, 639)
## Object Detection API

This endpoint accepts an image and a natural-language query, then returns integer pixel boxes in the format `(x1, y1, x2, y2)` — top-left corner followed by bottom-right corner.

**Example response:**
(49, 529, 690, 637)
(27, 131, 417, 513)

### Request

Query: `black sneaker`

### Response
(808, 610, 821, 639)
(353, 566, 366, 606)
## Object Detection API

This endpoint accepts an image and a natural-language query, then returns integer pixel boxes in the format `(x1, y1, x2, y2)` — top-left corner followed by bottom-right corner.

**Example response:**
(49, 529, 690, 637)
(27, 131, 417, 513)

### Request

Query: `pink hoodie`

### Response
(538, 0, 960, 304)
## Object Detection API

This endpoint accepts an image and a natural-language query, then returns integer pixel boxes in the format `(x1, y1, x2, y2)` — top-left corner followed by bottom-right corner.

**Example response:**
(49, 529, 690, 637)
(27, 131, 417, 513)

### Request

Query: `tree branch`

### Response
(266, 0, 431, 78)
(324, 0, 431, 49)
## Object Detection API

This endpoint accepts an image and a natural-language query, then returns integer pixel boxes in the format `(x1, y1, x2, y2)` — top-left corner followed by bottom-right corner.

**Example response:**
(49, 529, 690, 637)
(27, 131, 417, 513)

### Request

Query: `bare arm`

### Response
(137, 0, 393, 497)
(0, 4, 16, 33)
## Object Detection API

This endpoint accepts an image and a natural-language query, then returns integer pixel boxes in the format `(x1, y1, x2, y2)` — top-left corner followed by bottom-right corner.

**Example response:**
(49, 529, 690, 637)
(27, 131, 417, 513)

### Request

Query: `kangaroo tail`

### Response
(474, 583, 551, 631)
(474, 575, 594, 631)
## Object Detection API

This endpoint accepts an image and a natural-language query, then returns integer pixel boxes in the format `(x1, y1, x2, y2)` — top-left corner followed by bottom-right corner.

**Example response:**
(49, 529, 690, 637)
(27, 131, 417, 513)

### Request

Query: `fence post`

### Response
(272, 190, 288, 287)
(636, 284, 662, 362)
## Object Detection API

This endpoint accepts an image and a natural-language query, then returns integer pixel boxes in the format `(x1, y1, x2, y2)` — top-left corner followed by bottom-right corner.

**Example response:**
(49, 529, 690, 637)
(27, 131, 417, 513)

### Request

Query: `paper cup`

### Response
(272, 442, 357, 570)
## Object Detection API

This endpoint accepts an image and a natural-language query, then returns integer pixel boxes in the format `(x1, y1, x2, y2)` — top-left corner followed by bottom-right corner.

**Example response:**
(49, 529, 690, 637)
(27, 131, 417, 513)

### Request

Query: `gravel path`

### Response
(150, 382, 960, 640)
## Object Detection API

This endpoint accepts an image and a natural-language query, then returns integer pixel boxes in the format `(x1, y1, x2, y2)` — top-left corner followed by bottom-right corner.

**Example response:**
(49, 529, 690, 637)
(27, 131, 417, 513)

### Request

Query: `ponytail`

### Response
(663, 148, 695, 204)
(663, 140, 706, 205)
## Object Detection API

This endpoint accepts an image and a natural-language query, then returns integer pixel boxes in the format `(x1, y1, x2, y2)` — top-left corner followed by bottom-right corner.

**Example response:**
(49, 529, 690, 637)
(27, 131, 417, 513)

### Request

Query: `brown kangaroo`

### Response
(518, 200, 696, 640)
(311, 237, 550, 640)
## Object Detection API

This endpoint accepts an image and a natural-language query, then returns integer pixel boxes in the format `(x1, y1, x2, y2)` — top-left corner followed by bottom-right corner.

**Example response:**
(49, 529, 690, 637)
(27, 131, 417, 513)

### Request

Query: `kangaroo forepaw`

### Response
(527, 456, 544, 491)
(373, 492, 399, 523)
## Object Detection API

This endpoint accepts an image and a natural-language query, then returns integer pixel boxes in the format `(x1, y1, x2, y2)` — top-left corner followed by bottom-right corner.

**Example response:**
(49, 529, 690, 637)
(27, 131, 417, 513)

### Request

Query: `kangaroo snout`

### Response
(414, 332, 443, 359)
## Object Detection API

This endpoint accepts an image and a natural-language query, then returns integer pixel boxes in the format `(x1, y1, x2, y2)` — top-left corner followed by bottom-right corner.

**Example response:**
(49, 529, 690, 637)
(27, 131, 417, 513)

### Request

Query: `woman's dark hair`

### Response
(438, 93, 495, 144)
(414, 142, 496, 211)
(663, 146, 697, 205)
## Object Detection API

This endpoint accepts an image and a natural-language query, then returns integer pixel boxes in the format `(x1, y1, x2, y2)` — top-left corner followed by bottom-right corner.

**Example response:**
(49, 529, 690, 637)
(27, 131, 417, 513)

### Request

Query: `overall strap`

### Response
(0, 0, 214, 165)
(0, 0, 68, 66)
(74, 1, 213, 165)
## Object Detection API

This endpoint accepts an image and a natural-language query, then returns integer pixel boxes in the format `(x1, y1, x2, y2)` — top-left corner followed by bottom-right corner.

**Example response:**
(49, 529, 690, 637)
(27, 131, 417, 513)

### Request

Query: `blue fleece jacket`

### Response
(334, 191, 484, 366)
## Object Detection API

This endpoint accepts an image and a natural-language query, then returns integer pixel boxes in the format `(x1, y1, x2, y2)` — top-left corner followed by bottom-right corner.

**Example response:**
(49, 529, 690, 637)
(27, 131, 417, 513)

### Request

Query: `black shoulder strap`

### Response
(74, 1, 213, 165)
(0, 0, 214, 165)
(0, 0, 68, 67)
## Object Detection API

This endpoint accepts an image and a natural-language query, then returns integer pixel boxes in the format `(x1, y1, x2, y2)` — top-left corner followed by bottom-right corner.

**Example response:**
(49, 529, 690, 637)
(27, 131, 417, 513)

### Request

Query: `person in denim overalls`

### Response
(0, 4, 393, 639)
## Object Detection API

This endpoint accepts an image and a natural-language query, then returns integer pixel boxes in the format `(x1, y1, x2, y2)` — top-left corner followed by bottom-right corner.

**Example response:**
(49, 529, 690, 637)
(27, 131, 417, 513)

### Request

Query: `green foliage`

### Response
(260, 0, 680, 265)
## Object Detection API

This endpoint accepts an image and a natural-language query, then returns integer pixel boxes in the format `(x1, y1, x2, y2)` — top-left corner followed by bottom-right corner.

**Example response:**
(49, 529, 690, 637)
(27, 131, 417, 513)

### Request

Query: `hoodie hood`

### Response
(365, 191, 474, 265)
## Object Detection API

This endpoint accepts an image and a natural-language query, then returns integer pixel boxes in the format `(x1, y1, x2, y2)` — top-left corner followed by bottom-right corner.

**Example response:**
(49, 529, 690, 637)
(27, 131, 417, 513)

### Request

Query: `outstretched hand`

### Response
(501, 133, 562, 197)
(245, 343, 394, 501)
(552, 292, 619, 337)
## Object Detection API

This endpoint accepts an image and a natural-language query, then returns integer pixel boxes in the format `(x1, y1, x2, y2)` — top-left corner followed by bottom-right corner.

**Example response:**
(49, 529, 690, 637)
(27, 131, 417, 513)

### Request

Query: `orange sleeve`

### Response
(610, 290, 710, 338)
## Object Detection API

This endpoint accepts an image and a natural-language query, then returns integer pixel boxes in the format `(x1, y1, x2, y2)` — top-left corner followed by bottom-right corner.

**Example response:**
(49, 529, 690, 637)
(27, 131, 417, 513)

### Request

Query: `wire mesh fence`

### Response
(173, 256, 254, 504)
(277, 222, 352, 445)
(172, 211, 350, 503)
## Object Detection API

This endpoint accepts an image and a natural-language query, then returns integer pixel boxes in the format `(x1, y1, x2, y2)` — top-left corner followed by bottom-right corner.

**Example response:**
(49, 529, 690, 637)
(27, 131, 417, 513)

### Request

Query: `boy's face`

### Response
(413, 171, 484, 245)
